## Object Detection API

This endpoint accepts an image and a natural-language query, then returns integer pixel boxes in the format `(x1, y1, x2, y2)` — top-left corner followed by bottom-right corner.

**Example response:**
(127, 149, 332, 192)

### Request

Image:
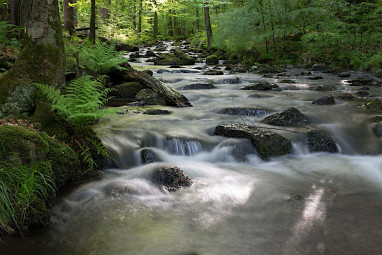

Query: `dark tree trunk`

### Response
(89, 0, 96, 43)
(168, 9, 173, 36)
(182, 9, 186, 36)
(0, 0, 66, 114)
(64, 0, 75, 35)
(153, 1, 158, 39)
(138, 0, 142, 35)
(9, 0, 31, 29)
(204, 5, 212, 50)
(133, 0, 137, 29)
(195, 7, 199, 31)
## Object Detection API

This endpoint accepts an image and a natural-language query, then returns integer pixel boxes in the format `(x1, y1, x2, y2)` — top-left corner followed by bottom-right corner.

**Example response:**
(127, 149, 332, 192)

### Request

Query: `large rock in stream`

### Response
(306, 130, 338, 153)
(154, 49, 195, 65)
(261, 107, 310, 127)
(312, 96, 336, 105)
(220, 107, 273, 116)
(150, 164, 192, 191)
(240, 81, 280, 91)
(214, 124, 292, 159)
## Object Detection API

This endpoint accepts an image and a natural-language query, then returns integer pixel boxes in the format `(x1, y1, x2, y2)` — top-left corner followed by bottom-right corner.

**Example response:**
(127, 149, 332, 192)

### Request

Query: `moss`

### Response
(206, 55, 219, 65)
(65, 55, 78, 73)
(110, 82, 147, 98)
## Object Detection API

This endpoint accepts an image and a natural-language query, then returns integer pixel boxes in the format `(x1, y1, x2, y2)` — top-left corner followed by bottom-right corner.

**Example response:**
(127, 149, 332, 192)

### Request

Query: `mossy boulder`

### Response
(214, 123, 292, 159)
(136, 89, 167, 105)
(206, 55, 219, 65)
(312, 96, 336, 105)
(0, 125, 80, 189)
(0, 85, 36, 118)
(306, 130, 338, 153)
(261, 107, 310, 127)
(240, 81, 280, 91)
(141, 149, 160, 164)
(110, 82, 147, 98)
(65, 55, 78, 73)
(154, 50, 195, 65)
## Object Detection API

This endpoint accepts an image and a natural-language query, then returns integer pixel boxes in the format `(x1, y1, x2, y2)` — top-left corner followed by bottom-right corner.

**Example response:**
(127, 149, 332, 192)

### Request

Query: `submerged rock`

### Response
(241, 81, 280, 91)
(144, 109, 172, 115)
(261, 107, 310, 127)
(308, 76, 323, 80)
(214, 124, 292, 159)
(339, 72, 351, 78)
(220, 107, 273, 116)
(141, 149, 160, 164)
(348, 77, 378, 86)
(374, 122, 382, 137)
(306, 130, 338, 153)
(312, 96, 336, 105)
(182, 83, 216, 89)
(279, 79, 296, 84)
(203, 70, 224, 75)
(356, 90, 370, 97)
(337, 93, 355, 100)
(150, 164, 192, 191)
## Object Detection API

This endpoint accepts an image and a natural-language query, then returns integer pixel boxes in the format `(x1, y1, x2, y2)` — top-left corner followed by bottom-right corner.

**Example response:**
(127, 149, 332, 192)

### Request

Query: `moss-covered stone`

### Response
(110, 82, 147, 98)
(214, 123, 292, 159)
(0, 85, 36, 118)
(261, 107, 310, 127)
(154, 50, 195, 65)
(65, 55, 78, 73)
(306, 130, 338, 153)
(206, 55, 219, 65)
(136, 89, 167, 105)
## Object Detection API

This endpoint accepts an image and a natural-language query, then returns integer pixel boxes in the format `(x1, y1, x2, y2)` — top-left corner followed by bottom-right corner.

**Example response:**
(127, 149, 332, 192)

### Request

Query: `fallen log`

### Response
(75, 27, 98, 31)
(118, 62, 192, 107)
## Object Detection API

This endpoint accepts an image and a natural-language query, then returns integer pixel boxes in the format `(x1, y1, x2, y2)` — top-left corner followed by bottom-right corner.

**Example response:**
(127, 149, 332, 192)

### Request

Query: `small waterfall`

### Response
(165, 138, 203, 156)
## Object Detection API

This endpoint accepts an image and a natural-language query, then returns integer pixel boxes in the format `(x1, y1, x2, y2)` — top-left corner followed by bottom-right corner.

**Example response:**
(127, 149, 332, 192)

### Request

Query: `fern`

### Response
(79, 43, 128, 74)
(35, 75, 115, 127)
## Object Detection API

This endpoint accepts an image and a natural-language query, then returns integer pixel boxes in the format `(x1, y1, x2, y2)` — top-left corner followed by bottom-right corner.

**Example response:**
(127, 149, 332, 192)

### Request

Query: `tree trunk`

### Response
(89, 0, 96, 43)
(138, 0, 142, 35)
(133, 0, 137, 29)
(168, 9, 173, 36)
(204, 5, 212, 50)
(0, 0, 66, 116)
(120, 63, 192, 107)
(9, 0, 31, 29)
(153, 1, 158, 39)
(195, 7, 199, 31)
(63, 0, 75, 35)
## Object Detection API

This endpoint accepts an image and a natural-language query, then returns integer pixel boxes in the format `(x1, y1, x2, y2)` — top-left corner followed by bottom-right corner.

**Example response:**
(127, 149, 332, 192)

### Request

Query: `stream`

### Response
(1, 42, 382, 255)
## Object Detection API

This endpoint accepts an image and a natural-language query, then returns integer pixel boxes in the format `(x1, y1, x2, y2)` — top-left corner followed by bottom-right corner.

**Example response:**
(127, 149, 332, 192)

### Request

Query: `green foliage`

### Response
(35, 75, 115, 127)
(0, 21, 19, 47)
(0, 163, 55, 234)
(79, 43, 128, 74)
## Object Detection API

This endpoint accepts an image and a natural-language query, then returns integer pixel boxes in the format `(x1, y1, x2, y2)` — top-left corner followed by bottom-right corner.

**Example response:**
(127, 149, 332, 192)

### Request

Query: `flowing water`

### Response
(1, 42, 382, 255)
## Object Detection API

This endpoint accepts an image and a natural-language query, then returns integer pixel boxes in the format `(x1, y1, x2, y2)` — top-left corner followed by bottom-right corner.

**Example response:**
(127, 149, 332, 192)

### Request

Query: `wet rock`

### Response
(312, 96, 336, 105)
(311, 64, 331, 72)
(374, 122, 382, 137)
(337, 93, 355, 100)
(240, 81, 280, 91)
(115, 43, 139, 52)
(308, 76, 323, 80)
(248, 94, 272, 98)
(157, 69, 171, 74)
(300, 71, 312, 76)
(142, 70, 153, 76)
(171, 69, 200, 74)
(154, 50, 195, 65)
(144, 109, 172, 115)
(279, 79, 296, 84)
(313, 85, 335, 91)
(155, 46, 166, 51)
(130, 52, 142, 58)
(141, 149, 160, 164)
(150, 164, 192, 191)
(306, 130, 338, 153)
(215, 77, 240, 84)
(220, 107, 272, 116)
(206, 55, 219, 65)
(261, 107, 310, 127)
(110, 82, 147, 98)
(348, 77, 378, 86)
(231, 66, 249, 73)
(356, 90, 370, 97)
(144, 50, 157, 57)
(289, 194, 303, 201)
(376, 69, 382, 78)
(135, 89, 167, 105)
(339, 72, 351, 78)
(182, 83, 216, 89)
(361, 99, 382, 110)
(170, 65, 183, 68)
(203, 70, 224, 75)
(214, 124, 292, 159)
(174, 49, 195, 65)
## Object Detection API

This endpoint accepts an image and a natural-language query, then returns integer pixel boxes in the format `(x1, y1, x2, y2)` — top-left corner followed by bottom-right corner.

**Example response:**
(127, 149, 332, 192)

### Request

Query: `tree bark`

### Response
(89, 0, 96, 43)
(9, 0, 31, 29)
(204, 4, 212, 50)
(138, 0, 142, 35)
(64, 0, 75, 35)
(133, 0, 137, 29)
(0, 0, 66, 111)
(120, 63, 192, 107)
(153, 1, 158, 39)
(195, 7, 199, 31)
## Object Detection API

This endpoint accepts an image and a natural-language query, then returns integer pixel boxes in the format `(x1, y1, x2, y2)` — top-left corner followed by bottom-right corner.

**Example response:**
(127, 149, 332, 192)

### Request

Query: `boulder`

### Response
(144, 50, 157, 57)
(182, 83, 216, 89)
(135, 89, 167, 105)
(279, 79, 296, 84)
(313, 85, 335, 91)
(306, 130, 338, 153)
(115, 43, 139, 52)
(154, 53, 182, 65)
(203, 70, 224, 75)
(217, 77, 240, 84)
(337, 93, 355, 100)
(356, 90, 370, 97)
(348, 77, 378, 86)
(308, 76, 323, 80)
(141, 149, 160, 164)
(206, 55, 219, 65)
(240, 81, 280, 91)
(220, 107, 273, 116)
(110, 82, 146, 98)
(338, 72, 351, 78)
(312, 96, 336, 105)
(144, 109, 172, 115)
(214, 124, 292, 159)
(374, 122, 382, 137)
(311, 64, 331, 72)
(174, 49, 195, 65)
(261, 107, 310, 126)
(150, 164, 192, 191)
